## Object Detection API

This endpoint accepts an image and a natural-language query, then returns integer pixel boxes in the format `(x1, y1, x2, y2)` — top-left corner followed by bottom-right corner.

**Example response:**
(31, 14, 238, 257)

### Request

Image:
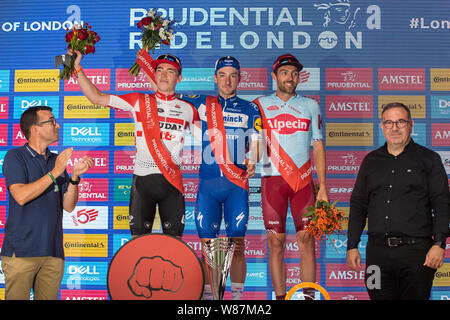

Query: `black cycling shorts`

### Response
(128, 174, 185, 237)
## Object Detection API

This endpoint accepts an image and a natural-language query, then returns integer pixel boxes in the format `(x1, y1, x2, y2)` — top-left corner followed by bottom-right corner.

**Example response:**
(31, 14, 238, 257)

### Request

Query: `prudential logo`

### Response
(63, 123, 109, 146)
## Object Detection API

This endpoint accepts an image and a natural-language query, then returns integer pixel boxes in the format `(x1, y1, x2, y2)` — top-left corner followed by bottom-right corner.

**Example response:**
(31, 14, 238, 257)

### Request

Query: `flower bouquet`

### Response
(59, 23, 101, 80)
(304, 200, 344, 241)
(129, 8, 176, 76)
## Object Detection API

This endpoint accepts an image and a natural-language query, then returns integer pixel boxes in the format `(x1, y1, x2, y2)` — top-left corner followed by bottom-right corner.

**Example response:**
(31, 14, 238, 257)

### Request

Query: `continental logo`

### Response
(430, 68, 450, 91)
(378, 96, 426, 119)
(115, 123, 135, 146)
(15, 69, 59, 92)
(326, 123, 373, 146)
(64, 96, 110, 118)
(433, 264, 450, 286)
(63, 234, 108, 257)
(113, 206, 130, 230)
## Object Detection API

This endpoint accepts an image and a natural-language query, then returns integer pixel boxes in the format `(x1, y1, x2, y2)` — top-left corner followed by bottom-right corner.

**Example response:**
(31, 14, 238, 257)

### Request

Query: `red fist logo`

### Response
(127, 256, 184, 298)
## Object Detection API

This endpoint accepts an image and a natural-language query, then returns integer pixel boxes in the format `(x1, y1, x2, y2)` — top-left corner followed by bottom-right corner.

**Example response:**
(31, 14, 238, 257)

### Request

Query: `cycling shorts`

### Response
(194, 176, 249, 239)
(129, 174, 185, 237)
(261, 176, 315, 233)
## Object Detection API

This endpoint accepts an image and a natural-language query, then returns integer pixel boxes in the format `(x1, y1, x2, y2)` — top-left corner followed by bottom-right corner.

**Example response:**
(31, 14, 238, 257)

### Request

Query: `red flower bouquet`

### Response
(129, 8, 176, 76)
(59, 23, 100, 80)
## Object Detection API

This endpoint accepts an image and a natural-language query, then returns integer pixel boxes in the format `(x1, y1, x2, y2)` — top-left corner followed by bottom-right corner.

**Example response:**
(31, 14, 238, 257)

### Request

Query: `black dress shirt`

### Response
(347, 140, 449, 250)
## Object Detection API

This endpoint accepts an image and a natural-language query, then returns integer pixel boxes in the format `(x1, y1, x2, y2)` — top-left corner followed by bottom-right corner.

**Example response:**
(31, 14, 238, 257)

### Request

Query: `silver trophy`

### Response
(202, 237, 236, 300)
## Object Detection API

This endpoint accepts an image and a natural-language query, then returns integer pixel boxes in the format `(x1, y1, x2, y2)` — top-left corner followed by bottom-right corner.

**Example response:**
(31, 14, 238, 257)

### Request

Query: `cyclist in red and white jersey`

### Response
(69, 50, 198, 238)
(253, 54, 329, 300)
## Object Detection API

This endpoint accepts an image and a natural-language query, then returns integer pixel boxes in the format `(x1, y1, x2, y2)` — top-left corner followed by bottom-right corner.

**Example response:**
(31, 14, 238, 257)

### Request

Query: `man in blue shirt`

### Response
(1, 106, 93, 300)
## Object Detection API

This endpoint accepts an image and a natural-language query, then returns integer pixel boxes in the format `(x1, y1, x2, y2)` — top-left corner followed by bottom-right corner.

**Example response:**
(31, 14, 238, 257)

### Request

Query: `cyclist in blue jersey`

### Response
(180, 56, 262, 300)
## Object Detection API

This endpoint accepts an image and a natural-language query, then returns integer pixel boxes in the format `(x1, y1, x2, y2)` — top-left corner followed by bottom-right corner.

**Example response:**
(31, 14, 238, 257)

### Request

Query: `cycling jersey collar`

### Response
(218, 94, 238, 108)
(155, 91, 176, 101)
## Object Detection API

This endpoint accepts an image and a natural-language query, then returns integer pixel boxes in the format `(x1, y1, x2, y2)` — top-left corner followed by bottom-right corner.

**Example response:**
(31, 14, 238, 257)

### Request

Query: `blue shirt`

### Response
(1, 144, 69, 258)
(180, 95, 261, 180)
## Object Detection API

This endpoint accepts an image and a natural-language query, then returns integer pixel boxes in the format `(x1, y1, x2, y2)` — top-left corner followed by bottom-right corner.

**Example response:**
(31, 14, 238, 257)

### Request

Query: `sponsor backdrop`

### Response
(0, 0, 449, 300)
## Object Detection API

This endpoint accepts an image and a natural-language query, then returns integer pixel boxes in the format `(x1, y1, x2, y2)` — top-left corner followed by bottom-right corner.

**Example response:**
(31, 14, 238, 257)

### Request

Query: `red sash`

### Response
(136, 50, 156, 83)
(205, 96, 249, 191)
(253, 98, 312, 192)
(140, 93, 184, 194)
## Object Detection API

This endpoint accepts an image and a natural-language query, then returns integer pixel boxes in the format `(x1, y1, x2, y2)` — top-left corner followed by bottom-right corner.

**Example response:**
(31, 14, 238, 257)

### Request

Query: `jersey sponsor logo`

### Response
(267, 113, 311, 134)
(223, 111, 249, 128)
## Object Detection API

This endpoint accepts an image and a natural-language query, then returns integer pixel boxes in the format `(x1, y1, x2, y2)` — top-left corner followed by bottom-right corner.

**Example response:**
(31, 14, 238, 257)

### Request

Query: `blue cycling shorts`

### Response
(194, 176, 249, 239)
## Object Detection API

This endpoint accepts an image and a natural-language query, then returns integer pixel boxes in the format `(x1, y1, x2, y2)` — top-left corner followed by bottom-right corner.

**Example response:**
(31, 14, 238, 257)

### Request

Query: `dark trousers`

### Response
(365, 239, 436, 300)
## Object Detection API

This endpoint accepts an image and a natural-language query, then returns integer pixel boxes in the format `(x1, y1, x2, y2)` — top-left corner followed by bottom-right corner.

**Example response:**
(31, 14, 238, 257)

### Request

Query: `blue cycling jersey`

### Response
(180, 94, 261, 179)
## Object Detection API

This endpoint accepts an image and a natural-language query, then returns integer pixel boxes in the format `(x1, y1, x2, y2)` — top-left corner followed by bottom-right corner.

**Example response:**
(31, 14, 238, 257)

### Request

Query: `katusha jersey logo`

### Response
(267, 114, 311, 135)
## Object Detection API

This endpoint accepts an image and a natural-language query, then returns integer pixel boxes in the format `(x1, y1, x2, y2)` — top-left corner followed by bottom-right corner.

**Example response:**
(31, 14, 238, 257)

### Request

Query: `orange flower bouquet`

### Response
(304, 200, 344, 241)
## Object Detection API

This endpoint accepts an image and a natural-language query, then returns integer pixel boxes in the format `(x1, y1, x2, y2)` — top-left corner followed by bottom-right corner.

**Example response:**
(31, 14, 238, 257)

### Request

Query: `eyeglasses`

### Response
(36, 118, 57, 127)
(382, 119, 409, 129)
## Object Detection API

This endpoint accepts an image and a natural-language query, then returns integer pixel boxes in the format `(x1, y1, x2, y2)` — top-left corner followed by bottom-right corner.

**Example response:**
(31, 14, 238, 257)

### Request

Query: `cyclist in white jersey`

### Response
(253, 54, 328, 300)
(68, 50, 198, 237)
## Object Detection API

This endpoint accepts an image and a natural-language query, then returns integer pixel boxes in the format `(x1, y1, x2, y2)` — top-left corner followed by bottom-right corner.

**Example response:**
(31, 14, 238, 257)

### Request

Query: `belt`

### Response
(369, 236, 430, 247)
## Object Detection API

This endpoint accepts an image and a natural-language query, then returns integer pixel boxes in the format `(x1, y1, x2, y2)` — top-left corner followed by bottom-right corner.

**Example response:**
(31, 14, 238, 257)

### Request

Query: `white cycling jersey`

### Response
(108, 91, 198, 176)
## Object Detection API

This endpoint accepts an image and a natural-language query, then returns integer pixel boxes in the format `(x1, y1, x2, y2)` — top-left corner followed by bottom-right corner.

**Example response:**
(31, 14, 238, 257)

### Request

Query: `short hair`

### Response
(381, 102, 411, 120)
(20, 106, 53, 140)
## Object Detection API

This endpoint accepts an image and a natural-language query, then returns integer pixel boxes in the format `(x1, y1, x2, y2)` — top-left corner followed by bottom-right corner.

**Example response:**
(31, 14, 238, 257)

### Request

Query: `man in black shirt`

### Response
(346, 102, 449, 300)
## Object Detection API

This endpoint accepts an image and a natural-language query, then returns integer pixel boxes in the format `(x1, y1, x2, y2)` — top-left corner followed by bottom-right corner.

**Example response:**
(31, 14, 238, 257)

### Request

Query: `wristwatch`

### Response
(69, 176, 80, 185)
(433, 240, 447, 249)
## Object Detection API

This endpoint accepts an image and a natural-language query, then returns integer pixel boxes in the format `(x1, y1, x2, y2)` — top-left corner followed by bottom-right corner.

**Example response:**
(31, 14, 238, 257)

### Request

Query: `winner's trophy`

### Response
(202, 237, 236, 300)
